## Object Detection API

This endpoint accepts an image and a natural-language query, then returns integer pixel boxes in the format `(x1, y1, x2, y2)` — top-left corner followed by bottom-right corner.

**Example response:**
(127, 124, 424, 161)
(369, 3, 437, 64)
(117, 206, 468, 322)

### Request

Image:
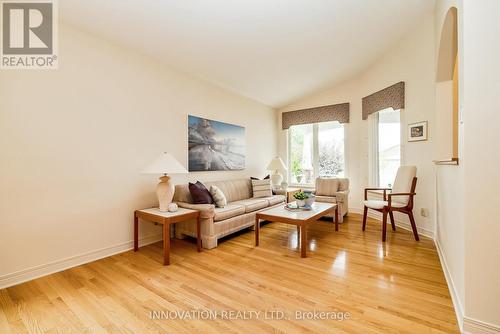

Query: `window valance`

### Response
(362, 82, 405, 120)
(281, 103, 350, 130)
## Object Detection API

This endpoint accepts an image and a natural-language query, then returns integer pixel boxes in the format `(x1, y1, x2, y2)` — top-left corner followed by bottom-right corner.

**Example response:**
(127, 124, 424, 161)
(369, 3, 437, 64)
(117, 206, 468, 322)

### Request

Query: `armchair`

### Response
(362, 166, 419, 242)
(314, 177, 350, 222)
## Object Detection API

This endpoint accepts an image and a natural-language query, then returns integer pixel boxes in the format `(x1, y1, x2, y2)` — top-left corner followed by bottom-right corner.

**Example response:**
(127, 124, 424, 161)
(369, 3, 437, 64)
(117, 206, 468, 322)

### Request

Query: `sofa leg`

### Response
(175, 230, 187, 240)
(202, 236, 218, 249)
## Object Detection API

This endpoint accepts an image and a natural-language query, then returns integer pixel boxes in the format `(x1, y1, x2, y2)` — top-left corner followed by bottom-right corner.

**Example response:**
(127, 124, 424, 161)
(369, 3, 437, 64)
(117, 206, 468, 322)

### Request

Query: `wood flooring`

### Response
(0, 214, 459, 333)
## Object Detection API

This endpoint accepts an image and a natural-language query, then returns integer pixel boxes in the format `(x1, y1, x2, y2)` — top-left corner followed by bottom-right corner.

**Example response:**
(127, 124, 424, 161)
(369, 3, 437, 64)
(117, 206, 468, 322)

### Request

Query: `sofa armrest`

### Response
(332, 190, 349, 203)
(176, 202, 215, 219)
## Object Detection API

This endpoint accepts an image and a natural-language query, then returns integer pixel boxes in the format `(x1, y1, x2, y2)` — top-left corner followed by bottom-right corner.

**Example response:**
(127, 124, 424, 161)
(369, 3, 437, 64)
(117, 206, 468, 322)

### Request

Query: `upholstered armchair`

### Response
(313, 178, 350, 222)
(362, 166, 419, 242)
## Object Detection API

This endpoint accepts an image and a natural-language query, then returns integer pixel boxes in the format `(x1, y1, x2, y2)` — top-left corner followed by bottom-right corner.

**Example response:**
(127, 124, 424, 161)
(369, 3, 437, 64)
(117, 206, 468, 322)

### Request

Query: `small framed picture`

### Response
(408, 121, 428, 142)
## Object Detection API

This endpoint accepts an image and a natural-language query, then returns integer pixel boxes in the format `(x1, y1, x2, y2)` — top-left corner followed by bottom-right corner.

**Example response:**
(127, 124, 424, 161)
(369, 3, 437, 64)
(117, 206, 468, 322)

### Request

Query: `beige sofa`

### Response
(173, 179, 285, 249)
(314, 178, 350, 222)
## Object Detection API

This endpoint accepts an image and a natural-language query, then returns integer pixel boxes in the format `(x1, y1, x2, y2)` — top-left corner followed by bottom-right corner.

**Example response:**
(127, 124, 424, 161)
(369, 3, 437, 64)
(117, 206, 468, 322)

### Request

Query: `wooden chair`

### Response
(362, 166, 419, 242)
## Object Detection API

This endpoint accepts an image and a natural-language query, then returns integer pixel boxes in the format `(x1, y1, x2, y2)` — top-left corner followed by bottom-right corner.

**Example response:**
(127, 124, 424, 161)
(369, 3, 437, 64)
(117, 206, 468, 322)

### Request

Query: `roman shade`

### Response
(362, 82, 405, 120)
(281, 103, 349, 130)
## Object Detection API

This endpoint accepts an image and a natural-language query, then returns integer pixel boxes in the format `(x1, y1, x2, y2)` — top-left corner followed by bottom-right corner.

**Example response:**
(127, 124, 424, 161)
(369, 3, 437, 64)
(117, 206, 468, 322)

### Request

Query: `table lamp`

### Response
(142, 152, 188, 212)
(266, 157, 287, 188)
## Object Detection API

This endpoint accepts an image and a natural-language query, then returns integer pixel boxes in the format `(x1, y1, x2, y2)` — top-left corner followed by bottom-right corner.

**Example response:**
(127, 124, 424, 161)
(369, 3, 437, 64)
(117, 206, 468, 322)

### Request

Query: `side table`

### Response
(274, 187, 302, 203)
(134, 207, 200, 265)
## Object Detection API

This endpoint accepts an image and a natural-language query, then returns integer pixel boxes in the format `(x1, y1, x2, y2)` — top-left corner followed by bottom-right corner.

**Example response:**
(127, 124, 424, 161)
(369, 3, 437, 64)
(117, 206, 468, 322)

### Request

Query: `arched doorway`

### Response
(436, 7, 459, 162)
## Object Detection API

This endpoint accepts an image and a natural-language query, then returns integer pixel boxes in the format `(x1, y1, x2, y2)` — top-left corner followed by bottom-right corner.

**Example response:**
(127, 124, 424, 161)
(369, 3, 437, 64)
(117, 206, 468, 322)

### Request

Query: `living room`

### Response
(1, 1, 499, 333)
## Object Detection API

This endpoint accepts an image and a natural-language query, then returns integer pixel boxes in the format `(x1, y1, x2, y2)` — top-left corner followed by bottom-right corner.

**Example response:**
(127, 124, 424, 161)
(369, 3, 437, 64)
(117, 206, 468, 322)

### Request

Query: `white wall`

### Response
(0, 24, 277, 287)
(433, 0, 466, 328)
(462, 0, 500, 329)
(277, 14, 437, 236)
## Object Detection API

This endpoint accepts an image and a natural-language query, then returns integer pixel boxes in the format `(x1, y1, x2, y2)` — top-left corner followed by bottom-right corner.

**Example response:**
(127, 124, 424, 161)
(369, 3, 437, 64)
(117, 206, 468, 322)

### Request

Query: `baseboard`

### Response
(0, 233, 163, 289)
(348, 207, 434, 239)
(435, 239, 465, 333)
(463, 317, 500, 334)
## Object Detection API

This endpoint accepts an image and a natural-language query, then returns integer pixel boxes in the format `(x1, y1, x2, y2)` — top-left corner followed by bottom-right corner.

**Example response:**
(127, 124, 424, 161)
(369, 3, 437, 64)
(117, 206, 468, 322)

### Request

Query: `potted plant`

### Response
(293, 191, 308, 207)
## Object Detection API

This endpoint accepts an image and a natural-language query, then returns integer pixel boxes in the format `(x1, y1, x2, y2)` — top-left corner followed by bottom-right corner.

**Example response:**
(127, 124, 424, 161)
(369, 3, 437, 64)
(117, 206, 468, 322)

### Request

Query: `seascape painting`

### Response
(188, 115, 245, 171)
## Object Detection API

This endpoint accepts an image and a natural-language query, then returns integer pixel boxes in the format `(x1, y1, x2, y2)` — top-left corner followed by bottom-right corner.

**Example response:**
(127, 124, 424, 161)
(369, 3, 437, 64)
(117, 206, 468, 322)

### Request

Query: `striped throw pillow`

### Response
(252, 179, 272, 198)
(209, 185, 227, 208)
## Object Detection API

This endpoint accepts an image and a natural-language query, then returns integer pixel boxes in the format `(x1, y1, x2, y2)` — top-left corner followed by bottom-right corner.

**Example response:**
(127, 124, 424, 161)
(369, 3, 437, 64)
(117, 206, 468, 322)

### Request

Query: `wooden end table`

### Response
(255, 202, 338, 258)
(134, 207, 201, 265)
(274, 187, 302, 203)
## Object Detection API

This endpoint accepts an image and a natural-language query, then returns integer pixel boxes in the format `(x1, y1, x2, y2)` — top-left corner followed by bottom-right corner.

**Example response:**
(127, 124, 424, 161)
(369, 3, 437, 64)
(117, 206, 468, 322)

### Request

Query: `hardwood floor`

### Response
(0, 214, 459, 333)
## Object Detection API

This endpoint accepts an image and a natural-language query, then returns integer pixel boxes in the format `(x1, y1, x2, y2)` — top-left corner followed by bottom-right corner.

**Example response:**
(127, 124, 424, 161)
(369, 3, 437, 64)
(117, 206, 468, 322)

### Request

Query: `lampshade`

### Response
(266, 157, 287, 171)
(142, 152, 188, 175)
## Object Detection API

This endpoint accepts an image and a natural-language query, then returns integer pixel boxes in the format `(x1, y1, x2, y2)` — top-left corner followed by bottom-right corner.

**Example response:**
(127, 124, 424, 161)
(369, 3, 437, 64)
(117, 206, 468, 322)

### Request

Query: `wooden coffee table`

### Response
(254, 202, 338, 258)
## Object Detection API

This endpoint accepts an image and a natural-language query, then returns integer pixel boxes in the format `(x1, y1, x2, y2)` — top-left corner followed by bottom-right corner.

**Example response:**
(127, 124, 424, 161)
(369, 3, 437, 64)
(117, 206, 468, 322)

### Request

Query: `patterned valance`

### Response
(282, 103, 350, 130)
(362, 82, 405, 120)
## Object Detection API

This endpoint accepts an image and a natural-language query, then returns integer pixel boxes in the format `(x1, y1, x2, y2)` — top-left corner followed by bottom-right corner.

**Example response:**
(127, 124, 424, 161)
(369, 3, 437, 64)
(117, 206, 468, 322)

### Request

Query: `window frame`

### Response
(287, 121, 348, 188)
(369, 108, 405, 188)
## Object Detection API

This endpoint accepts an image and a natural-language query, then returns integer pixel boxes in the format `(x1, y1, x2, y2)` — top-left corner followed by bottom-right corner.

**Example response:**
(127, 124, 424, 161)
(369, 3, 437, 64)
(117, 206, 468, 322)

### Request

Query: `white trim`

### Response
(0, 233, 163, 289)
(463, 317, 500, 334)
(436, 239, 465, 333)
(349, 207, 434, 239)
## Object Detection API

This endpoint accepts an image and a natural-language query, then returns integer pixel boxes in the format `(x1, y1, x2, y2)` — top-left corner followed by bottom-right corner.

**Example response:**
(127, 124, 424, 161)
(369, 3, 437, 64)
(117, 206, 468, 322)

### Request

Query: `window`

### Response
(289, 121, 345, 185)
(371, 108, 401, 187)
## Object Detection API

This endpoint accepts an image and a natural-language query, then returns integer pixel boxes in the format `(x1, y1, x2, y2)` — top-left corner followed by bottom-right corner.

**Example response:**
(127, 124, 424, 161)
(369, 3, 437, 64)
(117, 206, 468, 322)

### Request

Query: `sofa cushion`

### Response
(204, 179, 252, 203)
(364, 200, 406, 210)
(315, 178, 339, 196)
(231, 198, 269, 213)
(261, 195, 286, 206)
(315, 195, 338, 204)
(188, 181, 214, 204)
(213, 204, 246, 222)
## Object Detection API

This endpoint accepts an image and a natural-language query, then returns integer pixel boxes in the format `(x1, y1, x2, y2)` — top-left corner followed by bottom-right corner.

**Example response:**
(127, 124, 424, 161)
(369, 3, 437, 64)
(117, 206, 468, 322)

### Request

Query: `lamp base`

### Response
(271, 172, 283, 189)
(157, 175, 175, 212)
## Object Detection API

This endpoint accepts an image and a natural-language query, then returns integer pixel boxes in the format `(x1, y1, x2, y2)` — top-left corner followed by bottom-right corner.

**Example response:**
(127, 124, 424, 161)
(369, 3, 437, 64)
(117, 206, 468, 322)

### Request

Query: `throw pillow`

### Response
(250, 175, 270, 180)
(188, 181, 214, 204)
(252, 179, 272, 198)
(209, 185, 227, 208)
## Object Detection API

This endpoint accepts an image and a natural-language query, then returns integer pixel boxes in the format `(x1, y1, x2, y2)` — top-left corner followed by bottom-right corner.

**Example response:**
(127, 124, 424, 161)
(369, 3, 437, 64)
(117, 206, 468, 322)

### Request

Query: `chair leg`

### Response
(382, 210, 388, 242)
(362, 206, 368, 231)
(408, 211, 420, 241)
(389, 211, 396, 231)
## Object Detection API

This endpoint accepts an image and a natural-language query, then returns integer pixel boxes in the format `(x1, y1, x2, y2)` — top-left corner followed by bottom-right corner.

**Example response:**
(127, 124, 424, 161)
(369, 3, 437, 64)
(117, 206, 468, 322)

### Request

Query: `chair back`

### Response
(391, 166, 417, 205)
(315, 178, 349, 196)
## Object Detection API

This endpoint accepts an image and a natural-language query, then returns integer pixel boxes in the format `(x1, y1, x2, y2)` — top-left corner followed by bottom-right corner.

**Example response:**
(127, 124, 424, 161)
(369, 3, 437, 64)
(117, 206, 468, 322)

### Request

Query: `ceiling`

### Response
(60, 0, 434, 108)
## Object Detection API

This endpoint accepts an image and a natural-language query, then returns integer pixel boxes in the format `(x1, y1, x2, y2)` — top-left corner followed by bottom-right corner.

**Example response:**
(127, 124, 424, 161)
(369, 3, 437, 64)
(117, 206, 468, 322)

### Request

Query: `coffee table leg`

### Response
(255, 216, 260, 246)
(296, 225, 300, 245)
(300, 223, 307, 258)
(196, 215, 201, 252)
(163, 223, 170, 265)
(335, 206, 339, 232)
(134, 214, 138, 252)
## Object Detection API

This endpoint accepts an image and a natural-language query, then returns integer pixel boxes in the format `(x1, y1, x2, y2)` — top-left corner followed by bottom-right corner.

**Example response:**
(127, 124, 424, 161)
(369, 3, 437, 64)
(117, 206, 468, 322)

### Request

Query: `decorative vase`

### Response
(305, 196, 315, 206)
(296, 199, 306, 207)
(168, 203, 178, 212)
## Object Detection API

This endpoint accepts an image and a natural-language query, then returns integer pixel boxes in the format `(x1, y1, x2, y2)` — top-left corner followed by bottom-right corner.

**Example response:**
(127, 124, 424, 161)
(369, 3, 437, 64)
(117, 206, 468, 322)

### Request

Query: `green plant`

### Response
(293, 191, 307, 200)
